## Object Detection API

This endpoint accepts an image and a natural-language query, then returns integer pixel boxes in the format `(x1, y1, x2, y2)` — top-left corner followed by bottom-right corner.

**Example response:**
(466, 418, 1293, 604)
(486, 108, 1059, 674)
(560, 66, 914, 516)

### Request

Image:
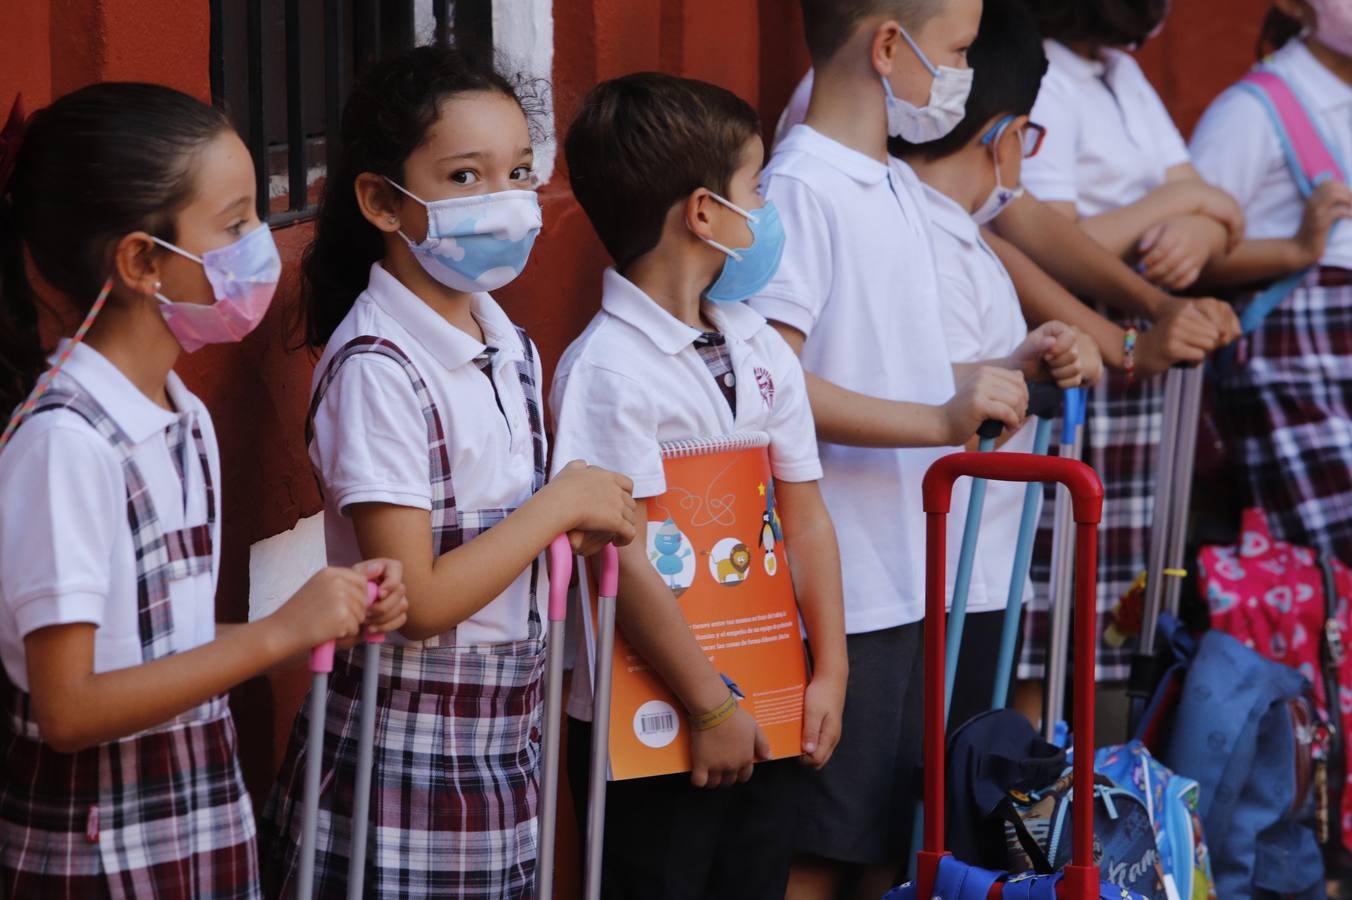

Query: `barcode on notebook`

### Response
(640, 713, 676, 735)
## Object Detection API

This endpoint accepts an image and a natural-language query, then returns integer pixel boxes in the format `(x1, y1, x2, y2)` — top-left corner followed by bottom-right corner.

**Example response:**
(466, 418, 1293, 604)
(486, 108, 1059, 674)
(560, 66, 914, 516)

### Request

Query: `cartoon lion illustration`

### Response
(716, 542, 751, 584)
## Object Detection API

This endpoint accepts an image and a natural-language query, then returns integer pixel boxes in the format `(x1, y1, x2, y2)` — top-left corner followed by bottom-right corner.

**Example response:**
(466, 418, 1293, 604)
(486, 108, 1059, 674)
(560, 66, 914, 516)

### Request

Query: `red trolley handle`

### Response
(918, 452, 1104, 900)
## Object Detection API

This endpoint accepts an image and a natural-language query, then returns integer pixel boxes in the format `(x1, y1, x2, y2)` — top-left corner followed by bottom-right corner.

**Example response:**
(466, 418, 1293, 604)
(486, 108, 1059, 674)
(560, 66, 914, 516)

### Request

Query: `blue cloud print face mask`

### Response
(386, 178, 543, 292)
(699, 191, 786, 304)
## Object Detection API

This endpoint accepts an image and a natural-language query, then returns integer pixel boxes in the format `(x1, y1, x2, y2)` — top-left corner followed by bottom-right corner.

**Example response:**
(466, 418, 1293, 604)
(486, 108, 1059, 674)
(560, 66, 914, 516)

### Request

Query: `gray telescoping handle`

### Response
(346, 581, 383, 900)
(536, 535, 575, 900)
(1138, 365, 1203, 657)
(584, 545, 622, 900)
(1043, 414, 1085, 742)
(297, 668, 328, 898)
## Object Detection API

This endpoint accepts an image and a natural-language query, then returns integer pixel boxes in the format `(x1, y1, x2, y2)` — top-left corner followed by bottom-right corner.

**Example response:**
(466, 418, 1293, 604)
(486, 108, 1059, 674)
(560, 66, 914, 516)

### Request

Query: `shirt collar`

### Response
(364, 262, 519, 370)
(51, 340, 182, 443)
(921, 183, 980, 247)
(599, 268, 767, 354)
(777, 124, 891, 186)
(1045, 38, 1106, 80)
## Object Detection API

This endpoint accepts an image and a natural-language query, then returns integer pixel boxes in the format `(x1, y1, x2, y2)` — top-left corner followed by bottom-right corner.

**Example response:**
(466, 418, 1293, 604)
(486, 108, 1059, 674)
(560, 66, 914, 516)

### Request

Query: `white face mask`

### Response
(882, 26, 974, 143)
(972, 119, 1025, 225)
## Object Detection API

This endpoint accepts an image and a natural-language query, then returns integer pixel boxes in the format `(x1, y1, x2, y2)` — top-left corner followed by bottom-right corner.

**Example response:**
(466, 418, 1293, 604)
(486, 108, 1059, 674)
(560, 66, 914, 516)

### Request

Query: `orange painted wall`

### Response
(0, 0, 1284, 894)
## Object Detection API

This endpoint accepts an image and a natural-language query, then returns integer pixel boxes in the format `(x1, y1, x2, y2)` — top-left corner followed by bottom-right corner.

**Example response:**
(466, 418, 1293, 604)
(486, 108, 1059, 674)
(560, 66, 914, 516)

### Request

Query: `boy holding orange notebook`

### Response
(548, 72, 847, 898)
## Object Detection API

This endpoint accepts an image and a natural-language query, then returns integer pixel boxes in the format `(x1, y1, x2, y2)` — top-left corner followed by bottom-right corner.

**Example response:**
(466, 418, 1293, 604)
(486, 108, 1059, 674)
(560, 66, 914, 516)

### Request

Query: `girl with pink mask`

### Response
(0, 83, 409, 898)
(1191, 1, 1352, 564)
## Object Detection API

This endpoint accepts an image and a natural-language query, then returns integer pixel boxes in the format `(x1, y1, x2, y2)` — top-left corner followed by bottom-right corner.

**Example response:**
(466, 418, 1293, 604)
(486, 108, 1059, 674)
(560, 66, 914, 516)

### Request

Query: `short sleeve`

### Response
(549, 362, 665, 499)
(1022, 70, 1082, 205)
(748, 174, 834, 338)
(1190, 87, 1280, 211)
(763, 332, 823, 484)
(0, 420, 120, 637)
(309, 354, 433, 512)
(938, 272, 985, 364)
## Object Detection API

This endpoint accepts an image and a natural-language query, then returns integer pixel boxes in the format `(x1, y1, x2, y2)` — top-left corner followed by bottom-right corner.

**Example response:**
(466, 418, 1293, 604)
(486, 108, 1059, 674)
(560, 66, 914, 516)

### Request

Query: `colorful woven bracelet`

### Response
(1123, 327, 1139, 384)
(689, 691, 739, 732)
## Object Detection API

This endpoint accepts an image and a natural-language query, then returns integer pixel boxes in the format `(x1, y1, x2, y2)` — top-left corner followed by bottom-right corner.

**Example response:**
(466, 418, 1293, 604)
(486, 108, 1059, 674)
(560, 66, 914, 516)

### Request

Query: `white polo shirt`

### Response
(749, 124, 982, 634)
(549, 267, 823, 719)
(925, 185, 1040, 614)
(0, 343, 221, 691)
(1191, 39, 1352, 270)
(309, 262, 546, 646)
(1023, 40, 1191, 218)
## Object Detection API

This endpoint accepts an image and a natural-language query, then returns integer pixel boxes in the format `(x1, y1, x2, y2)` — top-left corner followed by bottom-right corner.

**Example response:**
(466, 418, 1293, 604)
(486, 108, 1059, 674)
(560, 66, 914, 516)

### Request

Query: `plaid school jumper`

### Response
(0, 388, 260, 900)
(1215, 268, 1352, 564)
(1021, 309, 1167, 682)
(261, 329, 548, 899)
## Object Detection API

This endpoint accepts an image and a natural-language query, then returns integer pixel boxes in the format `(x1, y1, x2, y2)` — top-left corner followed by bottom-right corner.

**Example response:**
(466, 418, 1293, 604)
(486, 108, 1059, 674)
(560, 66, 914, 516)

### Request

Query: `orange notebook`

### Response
(579, 431, 808, 780)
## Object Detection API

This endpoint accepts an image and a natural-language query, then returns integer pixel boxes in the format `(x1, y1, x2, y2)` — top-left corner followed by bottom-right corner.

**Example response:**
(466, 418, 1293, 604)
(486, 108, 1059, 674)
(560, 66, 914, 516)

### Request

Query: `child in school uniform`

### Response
(0, 83, 407, 899)
(259, 47, 637, 898)
(891, 0, 1101, 730)
(750, 1, 1088, 895)
(1007, 0, 1247, 691)
(1190, 0, 1352, 560)
(551, 72, 848, 899)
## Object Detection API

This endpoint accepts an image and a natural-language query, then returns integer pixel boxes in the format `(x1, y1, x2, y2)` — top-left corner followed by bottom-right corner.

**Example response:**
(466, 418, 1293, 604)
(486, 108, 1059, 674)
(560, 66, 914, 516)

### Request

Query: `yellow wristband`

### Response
(689, 691, 738, 731)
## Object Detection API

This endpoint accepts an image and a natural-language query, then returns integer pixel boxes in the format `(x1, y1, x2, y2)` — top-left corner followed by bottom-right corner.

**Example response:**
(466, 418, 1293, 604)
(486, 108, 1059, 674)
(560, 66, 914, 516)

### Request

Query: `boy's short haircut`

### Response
(800, 0, 944, 64)
(890, 0, 1047, 161)
(1026, 0, 1167, 50)
(564, 72, 760, 270)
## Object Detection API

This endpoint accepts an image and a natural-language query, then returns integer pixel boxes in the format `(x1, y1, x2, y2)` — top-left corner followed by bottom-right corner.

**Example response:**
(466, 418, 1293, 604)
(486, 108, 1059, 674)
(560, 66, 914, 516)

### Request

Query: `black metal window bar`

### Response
(210, 0, 494, 225)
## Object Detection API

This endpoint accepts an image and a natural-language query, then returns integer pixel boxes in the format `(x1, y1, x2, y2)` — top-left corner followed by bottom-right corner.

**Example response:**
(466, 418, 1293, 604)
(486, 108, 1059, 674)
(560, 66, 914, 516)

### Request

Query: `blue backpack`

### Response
(884, 856, 1149, 900)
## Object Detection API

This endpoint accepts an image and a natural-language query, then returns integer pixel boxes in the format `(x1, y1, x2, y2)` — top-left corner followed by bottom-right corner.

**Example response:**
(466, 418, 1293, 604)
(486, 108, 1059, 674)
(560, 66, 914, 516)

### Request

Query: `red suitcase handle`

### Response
(919, 453, 1104, 900)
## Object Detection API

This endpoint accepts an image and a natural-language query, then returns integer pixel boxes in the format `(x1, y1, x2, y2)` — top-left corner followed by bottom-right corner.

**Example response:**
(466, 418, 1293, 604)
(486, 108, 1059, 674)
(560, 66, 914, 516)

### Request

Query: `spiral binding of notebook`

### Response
(658, 430, 769, 460)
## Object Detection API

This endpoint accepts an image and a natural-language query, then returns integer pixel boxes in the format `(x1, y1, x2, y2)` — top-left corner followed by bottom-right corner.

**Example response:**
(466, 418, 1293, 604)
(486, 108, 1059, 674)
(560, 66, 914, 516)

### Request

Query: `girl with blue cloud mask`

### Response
(261, 46, 640, 898)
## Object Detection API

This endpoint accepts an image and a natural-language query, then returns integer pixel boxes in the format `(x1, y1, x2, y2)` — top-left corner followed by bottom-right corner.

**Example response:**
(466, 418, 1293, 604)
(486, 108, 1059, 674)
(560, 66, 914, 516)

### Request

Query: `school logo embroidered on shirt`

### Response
(754, 367, 775, 409)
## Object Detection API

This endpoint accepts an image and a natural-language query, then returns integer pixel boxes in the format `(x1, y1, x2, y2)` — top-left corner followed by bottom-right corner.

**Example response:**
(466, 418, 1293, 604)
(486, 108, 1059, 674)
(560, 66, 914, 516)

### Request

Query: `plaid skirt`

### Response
(1215, 271, 1352, 564)
(260, 640, 546, 899)
(1021, 313, 1166, 682)
(0, 695, 259, 900)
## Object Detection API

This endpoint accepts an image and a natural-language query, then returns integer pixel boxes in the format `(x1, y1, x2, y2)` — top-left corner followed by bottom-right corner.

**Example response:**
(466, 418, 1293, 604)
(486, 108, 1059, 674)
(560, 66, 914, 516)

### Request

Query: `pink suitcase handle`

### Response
(919, 452, 1103, 900)
(598, 542, 620, 598)
(548, 535, 573, 623)
(309, 578, 382, 673)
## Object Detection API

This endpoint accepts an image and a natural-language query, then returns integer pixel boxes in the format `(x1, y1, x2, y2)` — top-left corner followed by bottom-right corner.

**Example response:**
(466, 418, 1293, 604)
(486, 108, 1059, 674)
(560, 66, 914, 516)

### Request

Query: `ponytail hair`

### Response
(0, 83, 229, 413)
(1258, 6, 1303, 58)
(303, 44, 543, 347)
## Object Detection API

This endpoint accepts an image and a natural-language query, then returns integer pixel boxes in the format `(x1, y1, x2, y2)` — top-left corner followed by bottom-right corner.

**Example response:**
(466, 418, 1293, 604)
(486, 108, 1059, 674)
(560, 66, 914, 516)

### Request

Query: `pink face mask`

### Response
(1311, 0, 1352, 57)
(151, 223, 282, 353)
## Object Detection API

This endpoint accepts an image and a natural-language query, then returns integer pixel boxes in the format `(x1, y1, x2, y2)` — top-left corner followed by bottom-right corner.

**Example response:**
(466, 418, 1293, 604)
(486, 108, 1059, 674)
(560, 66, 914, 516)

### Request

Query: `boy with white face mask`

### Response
(891, 0, 1102, 732)
(747, 1, 1083, 896)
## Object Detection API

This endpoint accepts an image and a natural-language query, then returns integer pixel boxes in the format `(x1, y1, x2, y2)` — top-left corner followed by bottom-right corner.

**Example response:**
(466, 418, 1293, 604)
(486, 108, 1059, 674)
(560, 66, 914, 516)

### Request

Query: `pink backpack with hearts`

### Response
(1197, 508, 1352, 857)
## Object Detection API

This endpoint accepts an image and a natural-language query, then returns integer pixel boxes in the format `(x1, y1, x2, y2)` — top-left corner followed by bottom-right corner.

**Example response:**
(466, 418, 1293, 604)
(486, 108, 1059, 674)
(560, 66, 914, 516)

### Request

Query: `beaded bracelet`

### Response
(689, 691, 739, 732)
(1123, 327, 1139, 384)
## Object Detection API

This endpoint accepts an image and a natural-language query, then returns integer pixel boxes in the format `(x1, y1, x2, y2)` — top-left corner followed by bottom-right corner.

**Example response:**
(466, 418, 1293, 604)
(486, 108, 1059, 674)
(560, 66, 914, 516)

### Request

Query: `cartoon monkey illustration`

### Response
(716, 542, 751, 584)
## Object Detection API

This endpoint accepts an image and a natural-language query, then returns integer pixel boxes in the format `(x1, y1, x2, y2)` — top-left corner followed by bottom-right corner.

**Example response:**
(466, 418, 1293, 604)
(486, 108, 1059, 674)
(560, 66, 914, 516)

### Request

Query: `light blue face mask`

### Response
(699, 192, 786, 304)
(386, 178, 542, 292)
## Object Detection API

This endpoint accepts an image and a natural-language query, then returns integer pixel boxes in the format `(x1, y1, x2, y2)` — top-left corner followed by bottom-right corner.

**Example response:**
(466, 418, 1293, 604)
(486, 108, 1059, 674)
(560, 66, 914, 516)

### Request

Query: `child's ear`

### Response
(870, 19, 904, 77)
(354, 173, 404, 234)
(682, 189, 717, 243)
(111, 232, 163, 300)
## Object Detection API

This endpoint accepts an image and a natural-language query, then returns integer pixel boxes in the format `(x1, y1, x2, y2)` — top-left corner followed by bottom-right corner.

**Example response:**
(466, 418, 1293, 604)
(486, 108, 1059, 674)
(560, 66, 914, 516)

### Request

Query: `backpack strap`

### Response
(1232, 68, 1349, 337)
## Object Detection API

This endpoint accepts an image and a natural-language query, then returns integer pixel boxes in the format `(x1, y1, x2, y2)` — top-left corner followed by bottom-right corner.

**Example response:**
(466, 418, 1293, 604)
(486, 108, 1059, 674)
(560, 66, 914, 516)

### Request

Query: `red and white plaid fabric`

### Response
(1215, 274, 1352, 564)
(263, 330, 548, 898)
(1022, 310, 1167, 681)
(0, 387, 259, 899)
